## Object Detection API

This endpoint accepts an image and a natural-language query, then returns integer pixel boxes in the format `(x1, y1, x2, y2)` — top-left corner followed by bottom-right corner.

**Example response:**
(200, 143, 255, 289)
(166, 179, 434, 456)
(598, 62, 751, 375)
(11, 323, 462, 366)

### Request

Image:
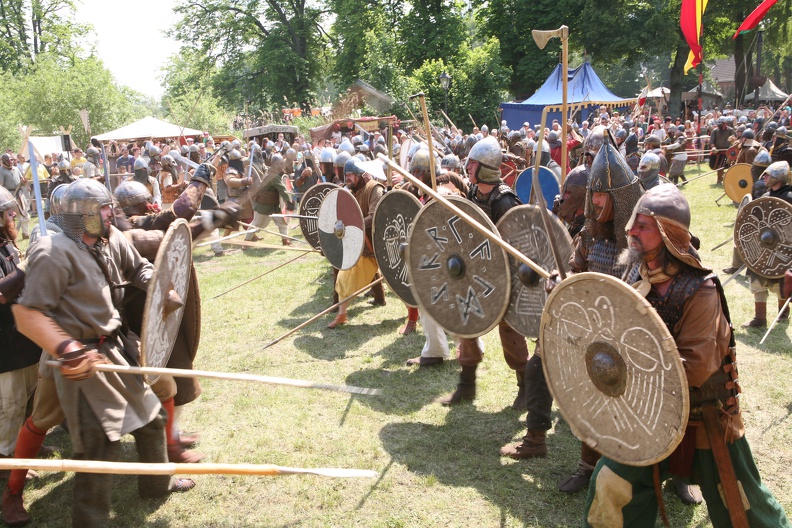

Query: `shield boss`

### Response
(141, 219, 192, 384)
(723, 164, 753, 203)
(540, 273, 688, 466)
(299, 182, 338, 250)
(514, 166, 560, 210)
(318, 188, 365, 270)
(496, 205, 573, 337)
(406, 195, 509, 338)
(372, 189, 421, 307)
(735, 196, 792, 279)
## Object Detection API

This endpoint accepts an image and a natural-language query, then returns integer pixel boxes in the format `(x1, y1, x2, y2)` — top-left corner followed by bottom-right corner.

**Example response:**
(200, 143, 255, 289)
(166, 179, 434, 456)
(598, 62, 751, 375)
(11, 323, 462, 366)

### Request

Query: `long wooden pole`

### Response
(676, 167, 722, 187)
(263, 276, 386, 349)
(238, 221, 307, 244)
(411, 93, 438, 190)
(45, 361, 381, 396)
(377, 154, 550, 279)
(760, 296, 792, 345)
(560, 25, 569, 186)
(0, 459, 377, 478)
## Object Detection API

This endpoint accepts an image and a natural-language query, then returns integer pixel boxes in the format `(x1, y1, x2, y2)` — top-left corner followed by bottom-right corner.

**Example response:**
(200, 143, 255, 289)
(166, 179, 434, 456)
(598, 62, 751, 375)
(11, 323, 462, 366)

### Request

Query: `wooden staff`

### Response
(440, 109, 458, 132)
(721, 264, 746, 286)
(0, 459, 377, 478)
(195, 228, 257, 245)
(761, 296, 792, 345)
(45, 361, 381, 396)
(213, 253, 311, 299)
(263, 276, 386, 349)
(676, 167, 723, 187)
(377, 154, 550, 279)
(469, 114, 478, 129)
(238, 221, 307, 244)
(410, 92, 438, 191)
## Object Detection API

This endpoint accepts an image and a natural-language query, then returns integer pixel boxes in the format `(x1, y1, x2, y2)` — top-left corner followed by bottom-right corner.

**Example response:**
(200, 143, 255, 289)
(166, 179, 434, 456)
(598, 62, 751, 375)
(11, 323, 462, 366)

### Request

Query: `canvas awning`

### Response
(93, 116, 204, 142)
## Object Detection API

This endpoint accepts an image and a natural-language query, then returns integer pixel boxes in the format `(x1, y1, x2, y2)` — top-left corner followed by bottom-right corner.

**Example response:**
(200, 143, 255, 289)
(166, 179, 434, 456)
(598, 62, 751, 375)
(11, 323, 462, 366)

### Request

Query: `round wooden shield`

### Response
(406, 195, 510, 338)
(726, 145, 739, 163)
(734, 196, 792, 279)
(514, 166, 560, 210)
(738, 193, 752, 212)
(540, 272, 688, 466)
(496, 205, 573, 337)
(318, 188, 365, 270)
(299, 182, 338, 250)
(140, 219, 192, 384)
(501, 159, 518, 188)
(372, 189, 421, 307)
(723, 163, 753, 203)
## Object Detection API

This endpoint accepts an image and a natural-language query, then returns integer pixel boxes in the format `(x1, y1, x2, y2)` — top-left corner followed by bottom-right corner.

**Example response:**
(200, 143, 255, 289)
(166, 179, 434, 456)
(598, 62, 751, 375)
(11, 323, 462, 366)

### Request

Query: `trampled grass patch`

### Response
(18, 169, 792, 526)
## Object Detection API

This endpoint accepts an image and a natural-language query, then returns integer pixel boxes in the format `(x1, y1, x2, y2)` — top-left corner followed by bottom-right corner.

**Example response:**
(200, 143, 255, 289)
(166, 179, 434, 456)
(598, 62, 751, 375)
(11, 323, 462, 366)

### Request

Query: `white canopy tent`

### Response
(743, 78, 789, 102)
(93, 116, 204, 142)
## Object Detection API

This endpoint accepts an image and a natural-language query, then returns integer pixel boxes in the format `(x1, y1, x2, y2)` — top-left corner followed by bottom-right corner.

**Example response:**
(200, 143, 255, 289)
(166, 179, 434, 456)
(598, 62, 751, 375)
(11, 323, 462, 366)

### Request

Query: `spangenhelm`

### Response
(0, 186, 17, 228)
(114, 180, 152, 216)
(61, 179, 113, 239)
(468, 136, 502, 184)
(763, 161, 790, 186)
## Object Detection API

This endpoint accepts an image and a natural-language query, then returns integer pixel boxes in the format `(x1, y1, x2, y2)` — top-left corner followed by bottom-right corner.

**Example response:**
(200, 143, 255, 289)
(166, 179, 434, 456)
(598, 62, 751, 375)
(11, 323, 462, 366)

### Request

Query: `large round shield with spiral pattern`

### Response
(140, 219, 192, 384)
(318, 188, 365, 270)
(734, 196, 792, 279)
(406, 195, 510, 338)
(372, 189, 421, 307)
(496, 205, 573, 337)
(299, 183, 338, 250)
(541, 273, 688, 466)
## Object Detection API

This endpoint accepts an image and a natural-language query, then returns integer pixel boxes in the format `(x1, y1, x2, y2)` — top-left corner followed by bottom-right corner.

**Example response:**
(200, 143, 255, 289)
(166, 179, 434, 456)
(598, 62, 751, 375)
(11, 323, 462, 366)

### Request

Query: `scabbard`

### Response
(701, 405, 749, 528)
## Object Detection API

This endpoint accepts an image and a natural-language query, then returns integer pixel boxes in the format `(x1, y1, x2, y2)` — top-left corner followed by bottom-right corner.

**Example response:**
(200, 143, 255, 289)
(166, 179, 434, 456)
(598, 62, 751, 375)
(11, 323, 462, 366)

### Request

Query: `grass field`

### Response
(17, 165, 792, 527)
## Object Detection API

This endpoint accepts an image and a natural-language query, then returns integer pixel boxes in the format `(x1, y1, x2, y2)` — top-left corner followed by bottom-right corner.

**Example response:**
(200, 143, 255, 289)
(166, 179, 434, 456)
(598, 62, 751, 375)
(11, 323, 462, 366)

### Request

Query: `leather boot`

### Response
(742, 302, 767, 328)
(368, 280, 386, 307)
(558, 443, 600, 493)
(6, 418, 46, 499)
(779, 299, 789, 320)
(2, 486, 30, 526)
(437, 365, 477, 405)
(162, 398, 203, 463)
(672, 478, 703, 505)
(511, 370, 527, 410)
(499, 430, 547, 459)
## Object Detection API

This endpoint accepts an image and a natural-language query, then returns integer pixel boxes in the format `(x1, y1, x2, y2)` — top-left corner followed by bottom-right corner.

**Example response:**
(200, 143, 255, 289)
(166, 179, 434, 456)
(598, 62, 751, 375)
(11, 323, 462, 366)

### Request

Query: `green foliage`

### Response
(3, 54, 144, 148)
(398, 0, 467, 73)
(164, 89, 234, 136)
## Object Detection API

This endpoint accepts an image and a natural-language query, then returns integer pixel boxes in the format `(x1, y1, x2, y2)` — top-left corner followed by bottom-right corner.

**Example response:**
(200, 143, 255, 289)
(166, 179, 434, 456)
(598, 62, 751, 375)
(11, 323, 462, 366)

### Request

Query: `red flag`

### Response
(680, 0, 708, 73)
(638, 85, 648, 108)
(733, 0, 779, 39)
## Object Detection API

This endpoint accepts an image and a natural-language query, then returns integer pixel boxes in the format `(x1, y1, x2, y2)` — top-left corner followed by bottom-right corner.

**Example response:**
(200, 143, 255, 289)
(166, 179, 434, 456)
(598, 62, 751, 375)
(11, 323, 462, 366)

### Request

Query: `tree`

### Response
(170, 0, 328, 110)
(398, 0, 467, 73)
(0, 0, 90, 74)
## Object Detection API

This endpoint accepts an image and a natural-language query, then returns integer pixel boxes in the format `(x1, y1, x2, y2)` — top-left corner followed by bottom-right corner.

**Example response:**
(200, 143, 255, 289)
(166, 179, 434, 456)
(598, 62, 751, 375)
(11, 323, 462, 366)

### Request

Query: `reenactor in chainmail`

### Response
(637, 151, 664, 190)
(437, 137, 529, 409)
(82, 147, 102, 181)
(735, 129, 762, 165)
(623, 131, 640, 175)
(643, 135, 668, 176)
(131, 157, 162, 207)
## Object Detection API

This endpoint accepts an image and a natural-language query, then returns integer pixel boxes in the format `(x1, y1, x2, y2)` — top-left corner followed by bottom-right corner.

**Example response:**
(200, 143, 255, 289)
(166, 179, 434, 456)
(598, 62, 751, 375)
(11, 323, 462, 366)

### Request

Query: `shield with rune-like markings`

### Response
(140, 219, 192, 384)
(734, 195, 792, 279)
(372, 189, 421, 307)
(317, 188, 365, 270)
(299, 182, 338, 250)
(540, 272, 688, 466)
(496, 204, 573, 337)
(406, 195, 509, 338)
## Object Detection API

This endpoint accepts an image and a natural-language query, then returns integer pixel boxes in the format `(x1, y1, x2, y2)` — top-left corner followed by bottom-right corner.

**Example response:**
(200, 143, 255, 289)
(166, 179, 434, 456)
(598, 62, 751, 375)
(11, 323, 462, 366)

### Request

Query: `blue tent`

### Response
(500, 62, 635, 129)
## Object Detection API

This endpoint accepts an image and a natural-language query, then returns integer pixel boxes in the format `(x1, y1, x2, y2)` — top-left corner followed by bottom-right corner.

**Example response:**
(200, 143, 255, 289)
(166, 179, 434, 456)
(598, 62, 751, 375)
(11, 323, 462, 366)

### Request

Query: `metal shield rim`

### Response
(140, 218, 192, 384)
(539, 272, 689, 466)
(405, 195, 510, 338)
(723, 163, 753, 203)
(734, 195, 792, 279)
(372, 189, 421, 307)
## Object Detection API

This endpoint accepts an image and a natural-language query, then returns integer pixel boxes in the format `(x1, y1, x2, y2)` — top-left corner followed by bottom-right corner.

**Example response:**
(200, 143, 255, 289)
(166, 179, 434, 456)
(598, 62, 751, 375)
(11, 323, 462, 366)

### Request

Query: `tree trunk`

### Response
(668, 42, 688, 119)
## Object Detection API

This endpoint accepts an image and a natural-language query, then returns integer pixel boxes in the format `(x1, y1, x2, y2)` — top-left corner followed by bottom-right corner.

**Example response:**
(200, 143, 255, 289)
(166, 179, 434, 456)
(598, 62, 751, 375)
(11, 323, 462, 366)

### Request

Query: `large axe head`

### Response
(532, 25, 569, 49)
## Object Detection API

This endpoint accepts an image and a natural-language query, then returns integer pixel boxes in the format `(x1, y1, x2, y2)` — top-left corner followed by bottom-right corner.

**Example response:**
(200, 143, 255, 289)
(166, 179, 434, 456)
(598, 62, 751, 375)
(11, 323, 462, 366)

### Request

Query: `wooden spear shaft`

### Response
(45, 362, 381, 396)
(238, 221, 307, 244)
(213, 252, 310, 299)
(0, 459, 377, 478)
(262, 276, 386, 349)
(376, 155, 551, 279)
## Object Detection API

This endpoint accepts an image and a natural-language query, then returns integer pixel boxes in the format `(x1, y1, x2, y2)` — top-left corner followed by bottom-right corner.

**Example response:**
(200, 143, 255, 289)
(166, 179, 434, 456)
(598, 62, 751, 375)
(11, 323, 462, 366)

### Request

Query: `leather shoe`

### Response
(406, 356, 443, 367)
(558, 463, 594, 493)
(167, 444, 204, 463)
(722, 266, 740, 274)
(672, 478, 703, 505)
(2, 486, 30, 526)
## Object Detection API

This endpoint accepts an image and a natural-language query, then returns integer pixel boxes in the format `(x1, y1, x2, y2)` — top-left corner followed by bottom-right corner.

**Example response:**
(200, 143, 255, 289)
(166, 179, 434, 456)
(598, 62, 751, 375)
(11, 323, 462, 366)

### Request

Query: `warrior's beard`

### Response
(585, 218, 614, 241)
(1, 221, 18, 245)
(617, 246, 643, 268)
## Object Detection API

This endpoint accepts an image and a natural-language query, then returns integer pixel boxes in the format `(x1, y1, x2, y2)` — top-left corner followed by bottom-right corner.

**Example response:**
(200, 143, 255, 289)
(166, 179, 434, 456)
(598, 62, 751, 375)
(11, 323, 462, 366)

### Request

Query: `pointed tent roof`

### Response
(93, 116, 204, 142)
(743, 78, 788, 102)
(500, 62, 634, 129)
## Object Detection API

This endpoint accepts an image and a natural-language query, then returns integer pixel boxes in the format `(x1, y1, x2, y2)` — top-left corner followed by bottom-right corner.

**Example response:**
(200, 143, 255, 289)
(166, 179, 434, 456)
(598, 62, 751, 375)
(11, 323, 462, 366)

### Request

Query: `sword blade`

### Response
(721, 264, 746, 286)
(760, 296, 792, 344)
